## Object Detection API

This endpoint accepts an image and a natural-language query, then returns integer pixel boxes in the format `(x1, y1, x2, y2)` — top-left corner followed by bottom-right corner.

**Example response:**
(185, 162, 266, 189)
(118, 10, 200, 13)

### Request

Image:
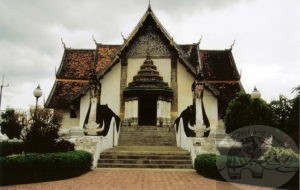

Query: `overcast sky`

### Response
(0, 0, 299, 111)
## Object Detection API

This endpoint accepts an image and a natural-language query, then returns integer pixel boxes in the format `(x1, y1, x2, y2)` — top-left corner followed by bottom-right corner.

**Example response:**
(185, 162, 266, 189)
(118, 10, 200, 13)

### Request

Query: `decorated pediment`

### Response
(125, 24, 172, 58)
(120, 8, 177, 59)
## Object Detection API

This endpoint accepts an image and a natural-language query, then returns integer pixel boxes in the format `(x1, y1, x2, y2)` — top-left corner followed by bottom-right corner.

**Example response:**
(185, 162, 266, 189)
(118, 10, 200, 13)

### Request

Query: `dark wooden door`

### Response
(138, 95, 157, 125)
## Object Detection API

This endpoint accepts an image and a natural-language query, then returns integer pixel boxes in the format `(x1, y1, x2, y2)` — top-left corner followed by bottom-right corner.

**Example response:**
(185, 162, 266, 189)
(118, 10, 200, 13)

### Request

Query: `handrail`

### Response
(91, 117, 120, 168)
(175, 118, 197, 166)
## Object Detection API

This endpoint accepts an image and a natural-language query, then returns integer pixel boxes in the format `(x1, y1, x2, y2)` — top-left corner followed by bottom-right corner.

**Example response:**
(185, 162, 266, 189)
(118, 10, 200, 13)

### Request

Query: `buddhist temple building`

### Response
(45, 6, 243, 132)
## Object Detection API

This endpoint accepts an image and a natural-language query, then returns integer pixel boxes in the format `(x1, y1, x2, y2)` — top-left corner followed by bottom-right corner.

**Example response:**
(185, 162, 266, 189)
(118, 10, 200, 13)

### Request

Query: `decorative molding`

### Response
(126, 28, 172, 57)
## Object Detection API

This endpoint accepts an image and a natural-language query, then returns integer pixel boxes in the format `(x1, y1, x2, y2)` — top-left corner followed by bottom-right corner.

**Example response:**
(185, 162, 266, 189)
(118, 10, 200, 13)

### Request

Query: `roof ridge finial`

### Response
(121, 32, 126, 42)
(198, 34, 203, 45)
(61, 37, 66, 49)
(148, 0, 151, 10)
(230, 39, 236, 50)
(92, 34, 98, 45)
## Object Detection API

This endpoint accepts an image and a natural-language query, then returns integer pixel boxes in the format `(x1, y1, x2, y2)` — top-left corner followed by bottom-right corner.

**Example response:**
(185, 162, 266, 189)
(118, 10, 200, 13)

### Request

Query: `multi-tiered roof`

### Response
(45, 6, 243, 116)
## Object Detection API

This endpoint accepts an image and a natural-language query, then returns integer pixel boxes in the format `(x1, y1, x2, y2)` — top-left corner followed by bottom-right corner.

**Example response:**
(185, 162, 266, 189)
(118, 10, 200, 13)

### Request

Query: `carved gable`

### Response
(125, 18, 173, 58)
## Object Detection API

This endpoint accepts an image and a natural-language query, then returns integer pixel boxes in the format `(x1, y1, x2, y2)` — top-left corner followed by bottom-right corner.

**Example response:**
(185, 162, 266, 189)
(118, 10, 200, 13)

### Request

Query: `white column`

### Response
(158, 100, 160, 119)
(124, 101, 128, 119)
(161, 101, 166, 126)
(132, 99, 138, 125)
(167, 101, 171, 125)
(164, 101, 168, 118)
(127, 101, 131, 119)
(157, 100, 160, 125)
(132, 100, 138, 118)
(167, 102, 171, 119)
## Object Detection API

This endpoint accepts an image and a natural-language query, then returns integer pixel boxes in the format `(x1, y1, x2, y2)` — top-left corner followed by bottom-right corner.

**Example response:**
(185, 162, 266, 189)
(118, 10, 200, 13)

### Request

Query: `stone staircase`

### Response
(98, 146, 193, 169)
(118, 126, 176, 146)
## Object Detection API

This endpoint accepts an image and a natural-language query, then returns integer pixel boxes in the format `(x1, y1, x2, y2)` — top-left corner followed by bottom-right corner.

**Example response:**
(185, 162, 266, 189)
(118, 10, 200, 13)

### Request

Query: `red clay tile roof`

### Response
(95, 45, 120, 73)
(56, 49, 95, 80)
(46, 80, 89, 109)
(46, 45, 121, 109)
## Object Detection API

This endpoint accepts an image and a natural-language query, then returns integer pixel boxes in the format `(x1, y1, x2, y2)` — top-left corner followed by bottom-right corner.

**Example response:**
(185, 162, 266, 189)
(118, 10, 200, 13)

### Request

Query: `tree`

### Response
(270, 95, 293, 131)
(22, 108, 63, 153)
(224, 92, 276, 134)
(269, 86, 299, 146)
(0, 108, 26, 139)
(286, 88, 299, 145)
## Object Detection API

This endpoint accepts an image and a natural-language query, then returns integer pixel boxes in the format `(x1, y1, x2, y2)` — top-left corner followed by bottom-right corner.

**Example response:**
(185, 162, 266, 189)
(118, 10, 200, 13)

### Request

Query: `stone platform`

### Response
(118, 126, 176, 146)
(98, 146, 193, 169)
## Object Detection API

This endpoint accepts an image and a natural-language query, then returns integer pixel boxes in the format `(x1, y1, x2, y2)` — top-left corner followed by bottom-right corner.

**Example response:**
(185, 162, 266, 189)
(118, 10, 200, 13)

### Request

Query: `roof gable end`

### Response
(99, 7, 196, 78)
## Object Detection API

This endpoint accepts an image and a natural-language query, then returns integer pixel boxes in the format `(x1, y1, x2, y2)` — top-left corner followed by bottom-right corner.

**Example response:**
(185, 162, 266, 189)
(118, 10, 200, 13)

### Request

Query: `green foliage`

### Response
(270, 95, 293, 131)
(259, 146, 299, 189)
(0, 150, 92, 185)
(259, 146, 299, 163)
(270, 88, 299, 145)
(22, 108, 63, 153)
(0, 108, 26, 139)
(194, 154, 225, 180)
(195, 153, 299, 189)
(0, 141, 24, 157)
(224, 92, 276, 134)
(286, 94, 299, 145)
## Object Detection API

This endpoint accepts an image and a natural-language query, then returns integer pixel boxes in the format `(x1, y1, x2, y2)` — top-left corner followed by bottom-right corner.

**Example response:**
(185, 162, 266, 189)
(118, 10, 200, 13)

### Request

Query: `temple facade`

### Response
(45, 6, 243, 133)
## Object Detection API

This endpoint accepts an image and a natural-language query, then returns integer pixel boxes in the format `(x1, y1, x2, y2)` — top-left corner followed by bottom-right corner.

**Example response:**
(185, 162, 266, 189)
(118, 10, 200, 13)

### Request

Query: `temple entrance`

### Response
(138, 95, 157, 125)
(123, 56, 173, 126)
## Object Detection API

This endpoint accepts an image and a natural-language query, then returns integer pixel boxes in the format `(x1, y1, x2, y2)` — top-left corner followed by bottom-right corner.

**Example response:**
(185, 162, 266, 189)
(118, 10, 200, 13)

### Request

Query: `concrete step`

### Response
(99, 158, 192, 165)
(118, 126, 176, 146)
(97, 163, 193, 169)
(100, 154, 191, 160)
(118, 139, 176, 146)
(98, 146, 193, 169)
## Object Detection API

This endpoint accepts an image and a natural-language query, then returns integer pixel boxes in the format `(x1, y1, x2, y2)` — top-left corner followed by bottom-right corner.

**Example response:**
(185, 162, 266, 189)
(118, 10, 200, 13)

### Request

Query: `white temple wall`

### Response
(177, 62, 194, 114)
(203, 89, 218, 131)
(58, 109, 80, 129)
(127, 58, 171, 86)
(101, 62, 121, 114)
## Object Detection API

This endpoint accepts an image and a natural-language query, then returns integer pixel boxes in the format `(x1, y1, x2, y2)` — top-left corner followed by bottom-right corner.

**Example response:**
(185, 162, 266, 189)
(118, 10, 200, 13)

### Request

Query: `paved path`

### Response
(1, 169, 272, 190)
